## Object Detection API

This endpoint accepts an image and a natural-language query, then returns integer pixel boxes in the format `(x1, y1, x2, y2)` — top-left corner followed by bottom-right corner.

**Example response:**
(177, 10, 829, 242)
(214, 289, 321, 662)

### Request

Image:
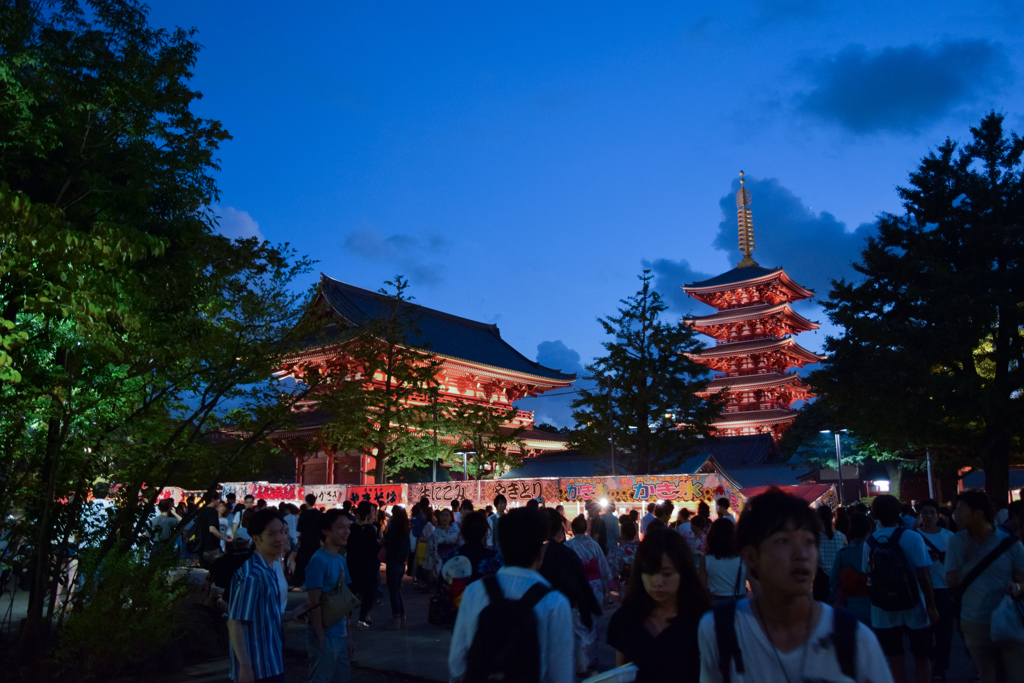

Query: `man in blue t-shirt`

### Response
(306, 508, 353, 683)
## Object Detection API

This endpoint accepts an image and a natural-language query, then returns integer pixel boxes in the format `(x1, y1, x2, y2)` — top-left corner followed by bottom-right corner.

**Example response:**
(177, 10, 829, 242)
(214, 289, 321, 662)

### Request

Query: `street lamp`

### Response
(455, 450, 477, 481)
(820, 429, 848, 505)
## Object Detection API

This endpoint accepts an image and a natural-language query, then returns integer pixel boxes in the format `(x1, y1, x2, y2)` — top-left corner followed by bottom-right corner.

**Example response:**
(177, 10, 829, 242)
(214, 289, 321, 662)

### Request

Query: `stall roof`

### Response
(726, 466, 811, 488)
(741, 484, 833, 503)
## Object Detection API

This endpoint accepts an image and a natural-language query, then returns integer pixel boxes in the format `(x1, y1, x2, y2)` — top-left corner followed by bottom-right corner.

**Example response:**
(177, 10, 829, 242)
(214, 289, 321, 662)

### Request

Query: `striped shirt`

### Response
(228, 552, 284, 682)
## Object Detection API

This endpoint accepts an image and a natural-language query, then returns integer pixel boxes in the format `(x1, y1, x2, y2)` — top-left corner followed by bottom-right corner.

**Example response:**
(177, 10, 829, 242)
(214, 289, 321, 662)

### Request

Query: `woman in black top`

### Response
(607, 526, 711, 682)
(382, 505, 410, 629)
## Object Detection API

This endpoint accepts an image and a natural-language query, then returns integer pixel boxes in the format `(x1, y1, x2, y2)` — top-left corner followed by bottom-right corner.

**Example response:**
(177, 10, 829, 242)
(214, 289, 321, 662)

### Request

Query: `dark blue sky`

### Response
(152, 1, 1023, 425)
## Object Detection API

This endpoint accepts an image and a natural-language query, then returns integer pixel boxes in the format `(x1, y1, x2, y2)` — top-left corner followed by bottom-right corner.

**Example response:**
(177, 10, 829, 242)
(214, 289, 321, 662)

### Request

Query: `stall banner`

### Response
(305, 484, 346, 507)
(814, 486, 839, 512)
(559, 474, 742, 509)
(482, 479, 559, 505)
(347, 484, 405, 507)
(155, 487, 184, 503)
(408, 481, 479, 506)
(222, 482, 304, 502)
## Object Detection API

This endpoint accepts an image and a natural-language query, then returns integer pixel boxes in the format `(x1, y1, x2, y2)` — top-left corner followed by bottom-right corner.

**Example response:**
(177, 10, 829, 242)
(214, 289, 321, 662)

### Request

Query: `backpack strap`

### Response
(917, 531, 946, 562)
(520, 582, 553, 609)
(483, 574, 505, 605)
(713, 601, 743, 683)
(956, 535, 1020, 605)
(832, 607, 858, 680)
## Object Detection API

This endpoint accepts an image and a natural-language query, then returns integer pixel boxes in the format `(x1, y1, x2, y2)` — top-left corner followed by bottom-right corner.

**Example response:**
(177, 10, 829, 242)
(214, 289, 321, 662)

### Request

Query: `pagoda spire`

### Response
(737, 171, 758, 267)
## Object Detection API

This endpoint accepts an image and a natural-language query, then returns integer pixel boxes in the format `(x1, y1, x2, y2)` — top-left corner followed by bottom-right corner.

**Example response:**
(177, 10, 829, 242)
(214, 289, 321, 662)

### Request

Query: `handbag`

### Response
(320, 560, 360, 628)
(991, 595, 1024, 644)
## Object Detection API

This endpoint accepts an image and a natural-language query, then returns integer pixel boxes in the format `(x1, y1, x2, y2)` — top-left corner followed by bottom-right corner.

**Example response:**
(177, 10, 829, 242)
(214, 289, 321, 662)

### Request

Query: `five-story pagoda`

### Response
(682, 172, 823, 439)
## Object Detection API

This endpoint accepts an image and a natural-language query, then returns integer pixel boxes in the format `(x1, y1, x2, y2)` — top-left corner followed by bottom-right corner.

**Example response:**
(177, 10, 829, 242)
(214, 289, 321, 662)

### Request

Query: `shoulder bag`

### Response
(320, 560, 360, 628)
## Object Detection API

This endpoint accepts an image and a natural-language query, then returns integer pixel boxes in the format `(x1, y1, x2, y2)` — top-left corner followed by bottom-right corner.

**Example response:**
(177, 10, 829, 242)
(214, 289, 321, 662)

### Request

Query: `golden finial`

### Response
(736, 171, 758, 267)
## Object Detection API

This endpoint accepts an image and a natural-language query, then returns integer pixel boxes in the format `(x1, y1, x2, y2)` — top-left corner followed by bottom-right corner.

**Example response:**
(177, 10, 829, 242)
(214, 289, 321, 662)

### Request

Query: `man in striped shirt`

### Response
(228, 508, 292, 683)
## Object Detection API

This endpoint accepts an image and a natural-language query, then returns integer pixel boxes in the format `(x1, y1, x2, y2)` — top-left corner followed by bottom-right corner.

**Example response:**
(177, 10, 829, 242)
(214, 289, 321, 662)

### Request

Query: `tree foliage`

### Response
(569, 271, 723, 474)
(0, 2, 328, 673)
(811, 113, 1024, 504)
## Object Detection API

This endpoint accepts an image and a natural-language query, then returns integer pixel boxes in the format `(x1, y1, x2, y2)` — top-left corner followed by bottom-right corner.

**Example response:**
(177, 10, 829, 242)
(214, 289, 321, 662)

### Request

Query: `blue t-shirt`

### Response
(305, 548, 350, 637)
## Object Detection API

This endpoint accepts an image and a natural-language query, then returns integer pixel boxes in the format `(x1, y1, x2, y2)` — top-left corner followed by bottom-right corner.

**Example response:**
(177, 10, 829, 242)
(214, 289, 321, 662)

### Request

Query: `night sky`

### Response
(151, 2, 1023, 426)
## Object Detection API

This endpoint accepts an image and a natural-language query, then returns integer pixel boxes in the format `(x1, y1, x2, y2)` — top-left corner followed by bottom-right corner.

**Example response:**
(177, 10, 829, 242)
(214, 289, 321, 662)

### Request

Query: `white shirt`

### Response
(273, 559, 288, 613)
(448, 566, 573, 683)
(861, 526, 932, 629)
(705, 555, 745, 597)
(917, 527, 954, 589)
(698, 599, 894, 683)
(640, 513, 656, 536)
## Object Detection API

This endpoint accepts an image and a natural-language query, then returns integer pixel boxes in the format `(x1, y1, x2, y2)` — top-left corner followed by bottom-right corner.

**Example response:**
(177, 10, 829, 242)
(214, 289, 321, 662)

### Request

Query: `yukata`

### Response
(424, 524, 462, 574)
(608, 539, 640, 592)
(565, 534, 612, 672)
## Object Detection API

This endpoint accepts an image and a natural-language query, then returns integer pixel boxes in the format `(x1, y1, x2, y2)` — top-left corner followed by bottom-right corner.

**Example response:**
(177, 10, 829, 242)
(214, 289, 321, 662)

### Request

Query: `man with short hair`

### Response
(716, 497, 735, 522)
(699, 489, 892, 683)
(234, 495, 255, 536)
(488, 494, 507, 549)
(306, 509, 354, 683)
(294, 493, 323, 587)
(946, 490, 1024, 683)
(449, 508, 573, 683)
(915, 498, 954, 683)
(640, 502, 656, 538)
(228, 508, 308, 683)
(197, 490, 231, 568)
(600, 502, 620, 550)
(863, 495, 937, 683)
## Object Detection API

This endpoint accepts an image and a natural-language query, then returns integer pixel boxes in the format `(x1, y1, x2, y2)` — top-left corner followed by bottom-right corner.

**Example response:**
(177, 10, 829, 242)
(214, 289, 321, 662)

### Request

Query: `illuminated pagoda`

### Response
(682, 172, 824, 439)
(272, 276, 576, 485)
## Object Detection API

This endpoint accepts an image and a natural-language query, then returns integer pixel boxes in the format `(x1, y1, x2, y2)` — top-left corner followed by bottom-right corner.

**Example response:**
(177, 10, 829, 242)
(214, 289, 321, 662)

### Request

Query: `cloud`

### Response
(711, 175, 876, 299)
(515, 340, 592, 429)
(641, 258, 715, 315)
(211, 205, 264, 241)
(797, 40, 1013, 134)
(344, 225, 447, 286)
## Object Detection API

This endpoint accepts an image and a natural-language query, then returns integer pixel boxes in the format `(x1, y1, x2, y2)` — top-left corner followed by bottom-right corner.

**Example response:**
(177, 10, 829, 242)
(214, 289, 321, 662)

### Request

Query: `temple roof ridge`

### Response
(316, 275, 576, 382)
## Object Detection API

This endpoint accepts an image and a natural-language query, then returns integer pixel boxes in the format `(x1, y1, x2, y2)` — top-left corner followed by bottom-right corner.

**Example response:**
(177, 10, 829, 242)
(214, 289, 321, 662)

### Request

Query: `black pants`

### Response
(932, 588, 954, 674)
(358, 587, 376, 622)
(293, 543, 318, 586)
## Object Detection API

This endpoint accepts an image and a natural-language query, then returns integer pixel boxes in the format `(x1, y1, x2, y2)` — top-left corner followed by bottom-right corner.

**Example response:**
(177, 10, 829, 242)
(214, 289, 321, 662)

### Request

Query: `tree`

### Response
(440, 402, 526, 479)
(319, 276, 443, 482)
(811, 113, 1024, 505)
(0, 2, 330, 674)
(569, 271, 723, 474)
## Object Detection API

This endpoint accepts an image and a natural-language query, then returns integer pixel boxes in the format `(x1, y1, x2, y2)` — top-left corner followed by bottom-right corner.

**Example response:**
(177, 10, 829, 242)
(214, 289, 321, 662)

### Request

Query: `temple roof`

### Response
(317, 276, 575, 383)
(691, 337, 825, 364)
(686, 303, 819, 332)
(683, 265, 815, 301)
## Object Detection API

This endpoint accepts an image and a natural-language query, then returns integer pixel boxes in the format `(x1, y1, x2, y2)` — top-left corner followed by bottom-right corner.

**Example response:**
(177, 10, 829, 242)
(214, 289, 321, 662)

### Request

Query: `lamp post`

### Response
(455, 450, 476, 481)
(606, 375, 616, 476)
(820, 429, 847, 505)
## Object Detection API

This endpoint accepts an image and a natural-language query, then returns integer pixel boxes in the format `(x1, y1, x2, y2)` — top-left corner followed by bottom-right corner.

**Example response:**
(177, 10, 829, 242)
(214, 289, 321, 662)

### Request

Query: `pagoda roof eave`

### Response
(685, 303, 819, 331)
(702, 372, 811, 392)
(712, 410, 798, 428)
(689, 337, 825, 364)
(682, 266, 815, 300)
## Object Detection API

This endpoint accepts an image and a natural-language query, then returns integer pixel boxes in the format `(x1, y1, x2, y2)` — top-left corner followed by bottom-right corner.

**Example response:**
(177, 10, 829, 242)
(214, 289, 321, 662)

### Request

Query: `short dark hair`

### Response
(735, 488, 819, 551)
(707, 518, 738, 559)
(203, 489, 219, 503)
(848, 513, 872, 541)
(498, 508, 548, 568)
(697, 501, 710, 517)
(544, 508, 563, 538)
(158, 498, 172, 513)
(647, 503, 656, 513)
(461, 511, 488, 545)
(226, 493, 236, 502)
(621, 518, 637, 541)
(494, 494, 507, 507)
(248, 508, 284, 537)
(342, 499, 352, 511)
(917, 498, 940, 513)
(956, 490, 995, 524)
(357, 500, 373, 519)
(244, 494, 255, 502)
(655, 501, 674, 518)
(320, 508, 349, 539)
(305, 493, 316, 506)
(460, 499, 474, 512)
(872, 494, 903, 526)
(717, 498, 730, 509)
(570, 514, 588, 536)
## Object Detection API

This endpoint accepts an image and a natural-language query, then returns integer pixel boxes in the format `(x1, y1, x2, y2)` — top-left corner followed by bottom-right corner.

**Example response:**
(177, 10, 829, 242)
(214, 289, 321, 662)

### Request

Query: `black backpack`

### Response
(714, 601, 857, 683)
(866, 527, 919, 611)
(464, 576, 551, 683)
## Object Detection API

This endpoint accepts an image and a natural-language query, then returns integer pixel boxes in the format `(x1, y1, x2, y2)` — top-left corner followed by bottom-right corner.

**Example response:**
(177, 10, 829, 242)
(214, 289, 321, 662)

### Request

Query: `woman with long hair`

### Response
(607, 526, 711, 682)
(814, 505, 846, 601)
(698, 518, 746, 600)
(383, 505, 410, 629)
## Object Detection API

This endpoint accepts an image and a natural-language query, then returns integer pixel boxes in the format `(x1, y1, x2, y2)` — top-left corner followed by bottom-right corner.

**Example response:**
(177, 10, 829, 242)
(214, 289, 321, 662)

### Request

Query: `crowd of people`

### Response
(36, 485, 1024, 683)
